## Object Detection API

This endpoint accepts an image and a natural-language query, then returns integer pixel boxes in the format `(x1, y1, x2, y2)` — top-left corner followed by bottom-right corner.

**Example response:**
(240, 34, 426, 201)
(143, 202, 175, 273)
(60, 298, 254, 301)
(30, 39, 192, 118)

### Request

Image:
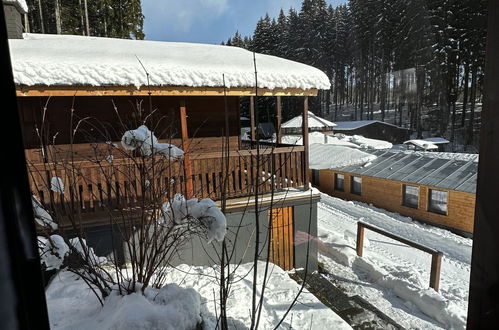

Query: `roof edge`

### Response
(16, 85, 319, 97)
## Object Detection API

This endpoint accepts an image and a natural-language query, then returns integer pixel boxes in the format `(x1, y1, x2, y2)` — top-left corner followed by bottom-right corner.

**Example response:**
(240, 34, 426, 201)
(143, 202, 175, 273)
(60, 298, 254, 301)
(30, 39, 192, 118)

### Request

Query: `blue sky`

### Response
(142, 0, 347, 44)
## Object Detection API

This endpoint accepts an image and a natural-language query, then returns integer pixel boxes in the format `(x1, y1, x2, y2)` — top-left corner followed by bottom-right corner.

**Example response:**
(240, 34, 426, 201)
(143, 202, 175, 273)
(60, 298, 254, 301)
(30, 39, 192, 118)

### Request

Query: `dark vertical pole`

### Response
(467, 1, 499, 328)
(356, 223, 364, 257)
(179, 99, 193, 198)
(275, 96, 282, 144)
(302, 97, 309, 189)
(250, 96, 255, 146)
(0, 5, 50, 329)
(429, 252, 442, 292)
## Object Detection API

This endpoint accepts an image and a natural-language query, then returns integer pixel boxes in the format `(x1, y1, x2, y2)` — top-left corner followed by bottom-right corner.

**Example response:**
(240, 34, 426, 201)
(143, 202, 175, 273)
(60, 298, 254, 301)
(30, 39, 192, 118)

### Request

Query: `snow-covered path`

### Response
(317, 193, 472, 329)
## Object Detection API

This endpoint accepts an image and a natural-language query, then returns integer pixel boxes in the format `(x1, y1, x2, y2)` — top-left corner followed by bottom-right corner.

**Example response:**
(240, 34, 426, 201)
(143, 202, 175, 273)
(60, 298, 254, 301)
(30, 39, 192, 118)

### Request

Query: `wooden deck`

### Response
(26, 144, 306, 217)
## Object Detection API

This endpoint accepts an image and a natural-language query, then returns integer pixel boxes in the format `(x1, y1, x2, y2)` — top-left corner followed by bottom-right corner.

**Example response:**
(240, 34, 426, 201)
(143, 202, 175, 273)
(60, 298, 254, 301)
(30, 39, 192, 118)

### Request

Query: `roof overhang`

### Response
(15, 85, 319, 97)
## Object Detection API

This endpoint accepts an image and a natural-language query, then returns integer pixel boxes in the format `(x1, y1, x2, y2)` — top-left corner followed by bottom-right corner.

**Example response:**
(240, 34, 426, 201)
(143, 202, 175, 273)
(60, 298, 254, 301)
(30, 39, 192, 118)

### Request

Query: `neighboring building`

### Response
(281, 111, 336, 135)
(10, 31, 331, 270)
(404, 139, 439, 151)
(333, 120, 411, 144)
(312, 150, 477, 236)
(422, 137, 450, 152)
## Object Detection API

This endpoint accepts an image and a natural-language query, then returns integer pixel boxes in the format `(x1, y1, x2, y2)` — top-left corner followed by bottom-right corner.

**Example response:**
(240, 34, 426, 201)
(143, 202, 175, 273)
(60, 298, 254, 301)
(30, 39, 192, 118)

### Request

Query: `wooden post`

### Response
(179, 99, 193, 198)
(430, 252, 443, 292)
(302, 97, 309, 189)
(356, 223, 365, 257)
(250, 96, 256, 145)
(276, 96, 282, 144)
(467, 1, 499, 327)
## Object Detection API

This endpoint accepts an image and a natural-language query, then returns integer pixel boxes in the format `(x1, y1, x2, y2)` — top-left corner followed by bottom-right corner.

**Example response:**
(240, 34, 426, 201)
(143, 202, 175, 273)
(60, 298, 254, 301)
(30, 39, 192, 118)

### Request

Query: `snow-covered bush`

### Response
(121, 125, 184, 158)
(161, 194, 227, 243)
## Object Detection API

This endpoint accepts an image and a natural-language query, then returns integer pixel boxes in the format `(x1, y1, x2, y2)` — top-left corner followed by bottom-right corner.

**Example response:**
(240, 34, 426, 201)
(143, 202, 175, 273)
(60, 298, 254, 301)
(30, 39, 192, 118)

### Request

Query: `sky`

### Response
(142, 0, 347, 44)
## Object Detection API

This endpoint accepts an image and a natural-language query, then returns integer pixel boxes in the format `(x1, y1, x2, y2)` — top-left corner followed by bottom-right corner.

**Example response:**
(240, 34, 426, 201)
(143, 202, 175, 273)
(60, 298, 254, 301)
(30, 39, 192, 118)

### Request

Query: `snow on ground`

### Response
(316, 192, 471, 329)
(9, 34, 330, 90)
(46, 261, 351, 329)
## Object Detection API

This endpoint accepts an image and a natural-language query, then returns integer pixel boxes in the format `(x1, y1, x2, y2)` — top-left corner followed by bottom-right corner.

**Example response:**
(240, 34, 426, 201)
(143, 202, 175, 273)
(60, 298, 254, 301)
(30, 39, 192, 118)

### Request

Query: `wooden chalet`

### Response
(9, 32, 331, 270)
(333, 120, 411, 144)
(312, 150, 477, 236)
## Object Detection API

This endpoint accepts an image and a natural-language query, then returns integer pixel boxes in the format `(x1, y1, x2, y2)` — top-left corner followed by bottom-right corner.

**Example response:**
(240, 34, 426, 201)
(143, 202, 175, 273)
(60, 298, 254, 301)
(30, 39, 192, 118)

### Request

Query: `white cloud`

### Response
(144, 0, 229, 33)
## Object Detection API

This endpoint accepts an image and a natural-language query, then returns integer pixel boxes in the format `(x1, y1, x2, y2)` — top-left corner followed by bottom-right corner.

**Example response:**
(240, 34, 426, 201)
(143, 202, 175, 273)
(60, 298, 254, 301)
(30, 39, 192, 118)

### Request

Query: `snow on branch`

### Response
(38, 235, 69, 270)
(32, 195, 58, 231)
(51, 177, 65, 194)
(121, 125, 184, 158)
(69, 238, 107, 266)
(161, 194, 227, 243)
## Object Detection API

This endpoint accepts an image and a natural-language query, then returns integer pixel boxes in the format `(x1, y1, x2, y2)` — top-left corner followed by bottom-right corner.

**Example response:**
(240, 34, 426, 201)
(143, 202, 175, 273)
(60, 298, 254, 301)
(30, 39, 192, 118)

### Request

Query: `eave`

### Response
(15, 85, 319, 97)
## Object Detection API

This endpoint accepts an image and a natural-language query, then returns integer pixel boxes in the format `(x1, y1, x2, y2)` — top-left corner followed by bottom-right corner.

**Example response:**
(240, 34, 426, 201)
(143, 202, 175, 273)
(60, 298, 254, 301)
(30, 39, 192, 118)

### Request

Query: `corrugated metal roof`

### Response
(334, 120, 408, 130)
(330, 150, 477, 193)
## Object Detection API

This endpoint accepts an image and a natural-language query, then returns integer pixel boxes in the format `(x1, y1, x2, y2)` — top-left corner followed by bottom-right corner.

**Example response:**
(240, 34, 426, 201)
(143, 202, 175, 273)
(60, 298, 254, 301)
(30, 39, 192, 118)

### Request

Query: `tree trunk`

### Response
(461, 63, 470, 127)
(467, 66, 478, 146)
(38, 0, 45, 34)
(54, 0, 62, 34)
(84, 0, 90, 36)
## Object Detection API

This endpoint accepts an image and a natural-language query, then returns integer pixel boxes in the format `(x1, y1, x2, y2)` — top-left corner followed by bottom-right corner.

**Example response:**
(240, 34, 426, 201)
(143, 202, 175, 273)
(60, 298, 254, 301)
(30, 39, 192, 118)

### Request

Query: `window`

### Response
(403, 185, 419, 208)
(335, 173, 344, 191)
(428, 189, 448, 215)
(351, 176, 362, 195)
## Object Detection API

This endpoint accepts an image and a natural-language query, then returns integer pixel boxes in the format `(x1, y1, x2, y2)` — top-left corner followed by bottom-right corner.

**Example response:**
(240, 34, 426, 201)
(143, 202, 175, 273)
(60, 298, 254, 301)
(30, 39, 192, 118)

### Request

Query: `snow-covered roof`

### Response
(281, 111, 337, 129)
(3, 0, 28, 14)
(422, 137, 450, 145)
(334, 120, 407, 131)
(309, 144, 376, 170)
(281, 132, 358, 147)
(9, 34, 330, 91)
(333, 134, 393, 150)
(329, 150, 477, 193)
(280, 132, 392, 150)
(404, 139, 439, 150)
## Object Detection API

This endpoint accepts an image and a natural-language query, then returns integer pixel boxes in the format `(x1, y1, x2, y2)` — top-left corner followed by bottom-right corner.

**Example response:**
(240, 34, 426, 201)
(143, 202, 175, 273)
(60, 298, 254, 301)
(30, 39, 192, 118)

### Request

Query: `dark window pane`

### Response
(429, 189, 448, 214)
(403, 185, 419, 208)
(335, 173, 344, 191)
(351, 176, 362, 195)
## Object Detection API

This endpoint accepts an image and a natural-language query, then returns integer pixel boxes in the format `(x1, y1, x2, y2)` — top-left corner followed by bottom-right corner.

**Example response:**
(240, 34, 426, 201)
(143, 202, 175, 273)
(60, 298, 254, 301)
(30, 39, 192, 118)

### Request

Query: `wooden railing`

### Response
(26, 145, 306, 216)
(356, 221, 443, 292)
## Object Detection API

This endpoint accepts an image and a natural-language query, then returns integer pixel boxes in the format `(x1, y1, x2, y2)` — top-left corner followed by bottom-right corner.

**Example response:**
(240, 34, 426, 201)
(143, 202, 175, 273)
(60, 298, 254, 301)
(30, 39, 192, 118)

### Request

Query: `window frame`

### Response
(351, 176, 362, 195)
(334, 173, 344, 192)
(402, 184, 419, 209)
(428, 189, 448, 215)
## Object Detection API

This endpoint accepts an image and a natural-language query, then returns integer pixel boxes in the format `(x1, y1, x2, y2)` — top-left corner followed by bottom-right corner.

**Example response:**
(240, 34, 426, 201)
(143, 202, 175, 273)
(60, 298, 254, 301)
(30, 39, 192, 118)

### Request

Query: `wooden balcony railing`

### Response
(26, 145, 306, 216)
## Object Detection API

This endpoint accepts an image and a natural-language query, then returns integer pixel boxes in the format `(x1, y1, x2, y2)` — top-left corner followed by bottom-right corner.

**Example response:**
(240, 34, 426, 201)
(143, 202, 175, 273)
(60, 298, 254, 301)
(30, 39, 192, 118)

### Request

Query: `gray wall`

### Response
(121, 198, 319, 272)
(4, 4, 23, 39)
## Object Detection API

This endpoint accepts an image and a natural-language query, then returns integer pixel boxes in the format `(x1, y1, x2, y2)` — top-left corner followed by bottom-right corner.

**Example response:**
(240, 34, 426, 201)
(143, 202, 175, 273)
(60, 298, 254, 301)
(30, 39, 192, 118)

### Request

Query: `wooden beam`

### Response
(179, 99, 194, 198)
(276, 96, 282, 144)
(302, 97, 309, 189)
(467, 1, 499, 327)
(249, 96, 256, 142)
(15, 85, 319, 97)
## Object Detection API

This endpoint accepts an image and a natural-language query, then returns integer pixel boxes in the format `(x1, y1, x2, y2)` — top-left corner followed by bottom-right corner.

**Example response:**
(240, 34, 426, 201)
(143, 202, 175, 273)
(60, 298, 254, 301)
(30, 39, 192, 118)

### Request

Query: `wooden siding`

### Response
(17, 95, 241, 151)
(269, 206, 295, 270)
(28, 146, 306, 219)
(16, 86, 319, 97)
(314, 169, 475, 234)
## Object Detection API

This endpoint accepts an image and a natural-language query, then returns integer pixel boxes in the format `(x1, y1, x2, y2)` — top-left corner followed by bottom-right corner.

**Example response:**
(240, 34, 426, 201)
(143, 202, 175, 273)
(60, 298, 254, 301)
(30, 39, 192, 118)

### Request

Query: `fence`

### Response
(356, 221, 443, 292)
